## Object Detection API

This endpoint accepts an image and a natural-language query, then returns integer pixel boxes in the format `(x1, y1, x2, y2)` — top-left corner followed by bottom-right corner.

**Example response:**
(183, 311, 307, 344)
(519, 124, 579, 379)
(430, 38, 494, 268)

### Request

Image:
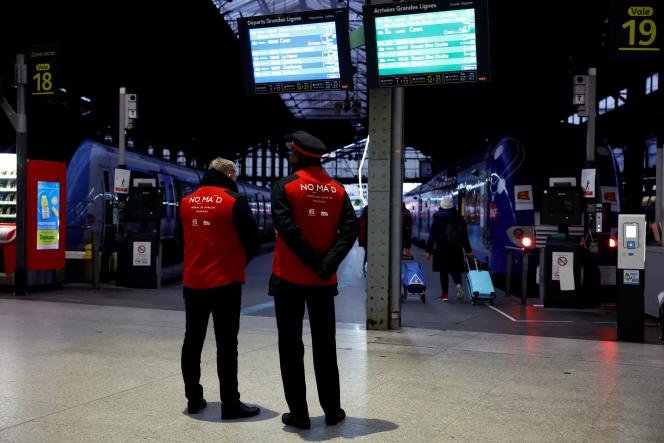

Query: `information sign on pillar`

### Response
(573, 75, 588, 117)
(124, 93, 137, 129)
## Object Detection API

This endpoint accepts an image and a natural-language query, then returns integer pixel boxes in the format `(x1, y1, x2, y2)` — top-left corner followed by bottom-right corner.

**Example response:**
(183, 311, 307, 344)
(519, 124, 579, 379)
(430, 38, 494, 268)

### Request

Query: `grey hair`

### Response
(208, 157, 237, 176)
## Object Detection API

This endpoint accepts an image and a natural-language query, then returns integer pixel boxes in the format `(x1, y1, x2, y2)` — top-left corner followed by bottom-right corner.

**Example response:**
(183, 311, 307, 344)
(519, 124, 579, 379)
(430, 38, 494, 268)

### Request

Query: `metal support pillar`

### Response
(365, 0, 405, 331)
(656, 141, 663, 236)
(585, 67, 597, 163)
(118, 87, 126, 167)
(366, 88, 392, 330)
(12, 55, 28, 295)
(389, 87, 404, 329)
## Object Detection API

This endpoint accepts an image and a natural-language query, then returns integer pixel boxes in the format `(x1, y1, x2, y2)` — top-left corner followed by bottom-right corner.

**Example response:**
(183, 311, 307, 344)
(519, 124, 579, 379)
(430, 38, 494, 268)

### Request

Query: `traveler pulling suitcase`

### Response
(401, 256, 426, 303)
(464, 255, 496, 305)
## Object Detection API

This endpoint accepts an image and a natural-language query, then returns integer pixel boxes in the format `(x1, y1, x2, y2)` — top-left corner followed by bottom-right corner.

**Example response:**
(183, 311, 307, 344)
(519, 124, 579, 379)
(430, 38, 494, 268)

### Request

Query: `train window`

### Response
(171, 180, 196, 208)
(182, 182, 194, 196)
(463, 187, 483, 225)
(645, 138, 657, 169)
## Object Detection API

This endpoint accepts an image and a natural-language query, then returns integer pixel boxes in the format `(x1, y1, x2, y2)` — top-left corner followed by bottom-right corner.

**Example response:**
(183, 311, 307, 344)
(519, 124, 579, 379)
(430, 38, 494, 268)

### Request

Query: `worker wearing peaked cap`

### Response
(289, 130, 327, 158)
(270, 130, 359, 430)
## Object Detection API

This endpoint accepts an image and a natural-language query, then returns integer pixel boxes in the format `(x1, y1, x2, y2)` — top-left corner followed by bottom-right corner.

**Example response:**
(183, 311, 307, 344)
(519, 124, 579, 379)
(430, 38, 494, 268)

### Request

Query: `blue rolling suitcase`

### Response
(401, 257, 426, 303)
(464, 256, 496, 305)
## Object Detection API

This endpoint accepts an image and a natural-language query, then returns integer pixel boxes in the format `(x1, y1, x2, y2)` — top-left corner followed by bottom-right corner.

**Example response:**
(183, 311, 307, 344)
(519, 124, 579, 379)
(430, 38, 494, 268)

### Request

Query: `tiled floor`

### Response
(1, 296, 663, 442)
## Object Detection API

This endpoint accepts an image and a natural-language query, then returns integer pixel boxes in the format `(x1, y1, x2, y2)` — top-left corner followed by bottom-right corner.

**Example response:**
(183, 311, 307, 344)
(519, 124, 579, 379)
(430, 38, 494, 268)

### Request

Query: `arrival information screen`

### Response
(375, 8, 477, 83)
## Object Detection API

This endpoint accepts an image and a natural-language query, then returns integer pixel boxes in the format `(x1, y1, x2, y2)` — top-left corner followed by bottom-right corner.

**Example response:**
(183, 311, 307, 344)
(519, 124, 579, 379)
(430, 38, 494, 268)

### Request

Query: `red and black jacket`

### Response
(179, 171, 259, 289)
(271, 165, 359, 287)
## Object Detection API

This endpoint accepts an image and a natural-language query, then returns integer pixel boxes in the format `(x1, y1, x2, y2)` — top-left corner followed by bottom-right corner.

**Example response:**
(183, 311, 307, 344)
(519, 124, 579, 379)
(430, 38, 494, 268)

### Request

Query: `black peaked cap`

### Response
(291, 130, 327, 158)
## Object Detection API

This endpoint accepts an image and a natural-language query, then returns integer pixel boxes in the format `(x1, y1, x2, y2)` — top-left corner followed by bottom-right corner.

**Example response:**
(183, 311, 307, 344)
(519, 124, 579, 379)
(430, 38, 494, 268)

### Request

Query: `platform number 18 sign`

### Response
(610, 0, 662, 60)
(28, 45, 59, 97)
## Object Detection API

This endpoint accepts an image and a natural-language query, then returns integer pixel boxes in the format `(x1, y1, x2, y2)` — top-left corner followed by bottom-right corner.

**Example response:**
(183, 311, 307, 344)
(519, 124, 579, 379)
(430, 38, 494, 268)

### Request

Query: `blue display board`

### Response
(364, 0, 490, 88)
(238, 9, 353, 94)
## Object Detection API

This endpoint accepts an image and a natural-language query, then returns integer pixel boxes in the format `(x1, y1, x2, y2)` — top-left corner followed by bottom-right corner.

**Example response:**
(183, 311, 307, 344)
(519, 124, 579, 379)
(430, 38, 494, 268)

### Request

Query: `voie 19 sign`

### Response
(610, 0, 662, 60)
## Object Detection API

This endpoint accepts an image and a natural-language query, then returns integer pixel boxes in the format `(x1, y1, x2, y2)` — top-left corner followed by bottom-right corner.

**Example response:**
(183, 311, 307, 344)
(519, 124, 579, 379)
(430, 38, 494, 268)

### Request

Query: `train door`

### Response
(100, 168, 114, 247)
(100, 167, 119, 281)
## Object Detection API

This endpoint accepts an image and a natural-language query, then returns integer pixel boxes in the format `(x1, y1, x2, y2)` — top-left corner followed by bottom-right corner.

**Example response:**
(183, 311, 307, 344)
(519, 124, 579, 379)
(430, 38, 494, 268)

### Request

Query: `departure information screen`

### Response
(250, 22, 340, 84)
(238, 9, 352, 95)
(364, 0, 490, 88)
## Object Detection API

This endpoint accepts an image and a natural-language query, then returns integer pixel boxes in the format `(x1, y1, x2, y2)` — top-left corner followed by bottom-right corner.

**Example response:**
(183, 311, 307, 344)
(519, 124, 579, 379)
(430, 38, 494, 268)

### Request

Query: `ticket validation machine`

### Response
(617, 214, 646, 342)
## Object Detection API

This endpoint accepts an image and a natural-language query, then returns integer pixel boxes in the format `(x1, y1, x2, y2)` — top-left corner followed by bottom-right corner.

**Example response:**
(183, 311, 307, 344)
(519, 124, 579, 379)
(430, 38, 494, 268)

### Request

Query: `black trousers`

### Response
(273, 285, 340, 418)
(181, 283, 241, 405)
(437, 255, 462, 295)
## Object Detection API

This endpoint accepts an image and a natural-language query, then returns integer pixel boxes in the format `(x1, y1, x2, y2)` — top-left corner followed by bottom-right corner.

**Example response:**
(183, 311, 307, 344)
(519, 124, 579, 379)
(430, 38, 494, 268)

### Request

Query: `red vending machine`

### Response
(0, 155, 66, 286)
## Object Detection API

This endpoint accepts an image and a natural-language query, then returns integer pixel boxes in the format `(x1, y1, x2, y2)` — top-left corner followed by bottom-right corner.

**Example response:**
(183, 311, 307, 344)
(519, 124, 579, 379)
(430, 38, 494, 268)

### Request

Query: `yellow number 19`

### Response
(622, 18, 657, 46)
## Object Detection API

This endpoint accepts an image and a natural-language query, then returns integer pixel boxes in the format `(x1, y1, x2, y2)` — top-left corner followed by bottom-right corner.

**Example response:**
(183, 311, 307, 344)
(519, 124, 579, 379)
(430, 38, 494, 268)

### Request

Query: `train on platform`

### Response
(403, 136, 623, 300)
(66, 139, 274, 267)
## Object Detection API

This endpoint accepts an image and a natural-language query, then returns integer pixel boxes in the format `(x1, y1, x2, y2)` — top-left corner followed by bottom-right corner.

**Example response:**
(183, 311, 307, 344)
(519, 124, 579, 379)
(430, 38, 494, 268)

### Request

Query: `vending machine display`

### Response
(0, 154, 17, 222)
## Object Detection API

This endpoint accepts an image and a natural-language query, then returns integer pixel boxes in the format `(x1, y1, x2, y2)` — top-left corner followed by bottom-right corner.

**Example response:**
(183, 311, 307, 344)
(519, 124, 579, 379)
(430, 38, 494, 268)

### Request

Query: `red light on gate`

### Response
(521, 236, 533, 248)
(608, 238, 617, 248)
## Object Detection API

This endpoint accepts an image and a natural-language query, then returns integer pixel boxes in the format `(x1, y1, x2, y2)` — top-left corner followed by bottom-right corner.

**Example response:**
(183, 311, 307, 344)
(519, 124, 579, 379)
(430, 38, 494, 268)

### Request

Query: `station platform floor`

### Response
(1, 244, 663, 441)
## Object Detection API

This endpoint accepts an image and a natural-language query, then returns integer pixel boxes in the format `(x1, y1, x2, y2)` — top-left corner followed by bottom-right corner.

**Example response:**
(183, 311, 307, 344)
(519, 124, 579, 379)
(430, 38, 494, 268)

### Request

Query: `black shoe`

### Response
(281, 412, 311, 430)
(221, 401, 260, 419)
(187, 398, 207, 414)
(325, 408, 346, 426)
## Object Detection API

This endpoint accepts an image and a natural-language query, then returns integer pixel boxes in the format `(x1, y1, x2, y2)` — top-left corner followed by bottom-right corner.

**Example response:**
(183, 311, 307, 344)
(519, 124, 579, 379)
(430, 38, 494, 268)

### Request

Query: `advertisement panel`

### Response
(36, 181, 60, 250)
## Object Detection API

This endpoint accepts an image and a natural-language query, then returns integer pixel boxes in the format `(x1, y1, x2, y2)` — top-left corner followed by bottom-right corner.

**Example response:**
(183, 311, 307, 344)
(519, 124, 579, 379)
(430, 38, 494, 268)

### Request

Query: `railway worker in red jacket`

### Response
(179, 157, 261, 420)
(270, 130, 359, 430)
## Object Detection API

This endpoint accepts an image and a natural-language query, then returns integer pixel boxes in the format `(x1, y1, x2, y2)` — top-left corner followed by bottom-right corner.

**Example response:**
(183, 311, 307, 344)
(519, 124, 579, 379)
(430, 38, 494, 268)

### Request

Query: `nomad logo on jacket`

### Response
(299, 183, 338, 193)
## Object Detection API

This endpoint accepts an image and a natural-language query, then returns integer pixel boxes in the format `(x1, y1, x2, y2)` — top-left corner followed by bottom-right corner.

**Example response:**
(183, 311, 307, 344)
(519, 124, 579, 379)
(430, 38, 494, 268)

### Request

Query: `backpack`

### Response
(444, 220, 462, 244)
